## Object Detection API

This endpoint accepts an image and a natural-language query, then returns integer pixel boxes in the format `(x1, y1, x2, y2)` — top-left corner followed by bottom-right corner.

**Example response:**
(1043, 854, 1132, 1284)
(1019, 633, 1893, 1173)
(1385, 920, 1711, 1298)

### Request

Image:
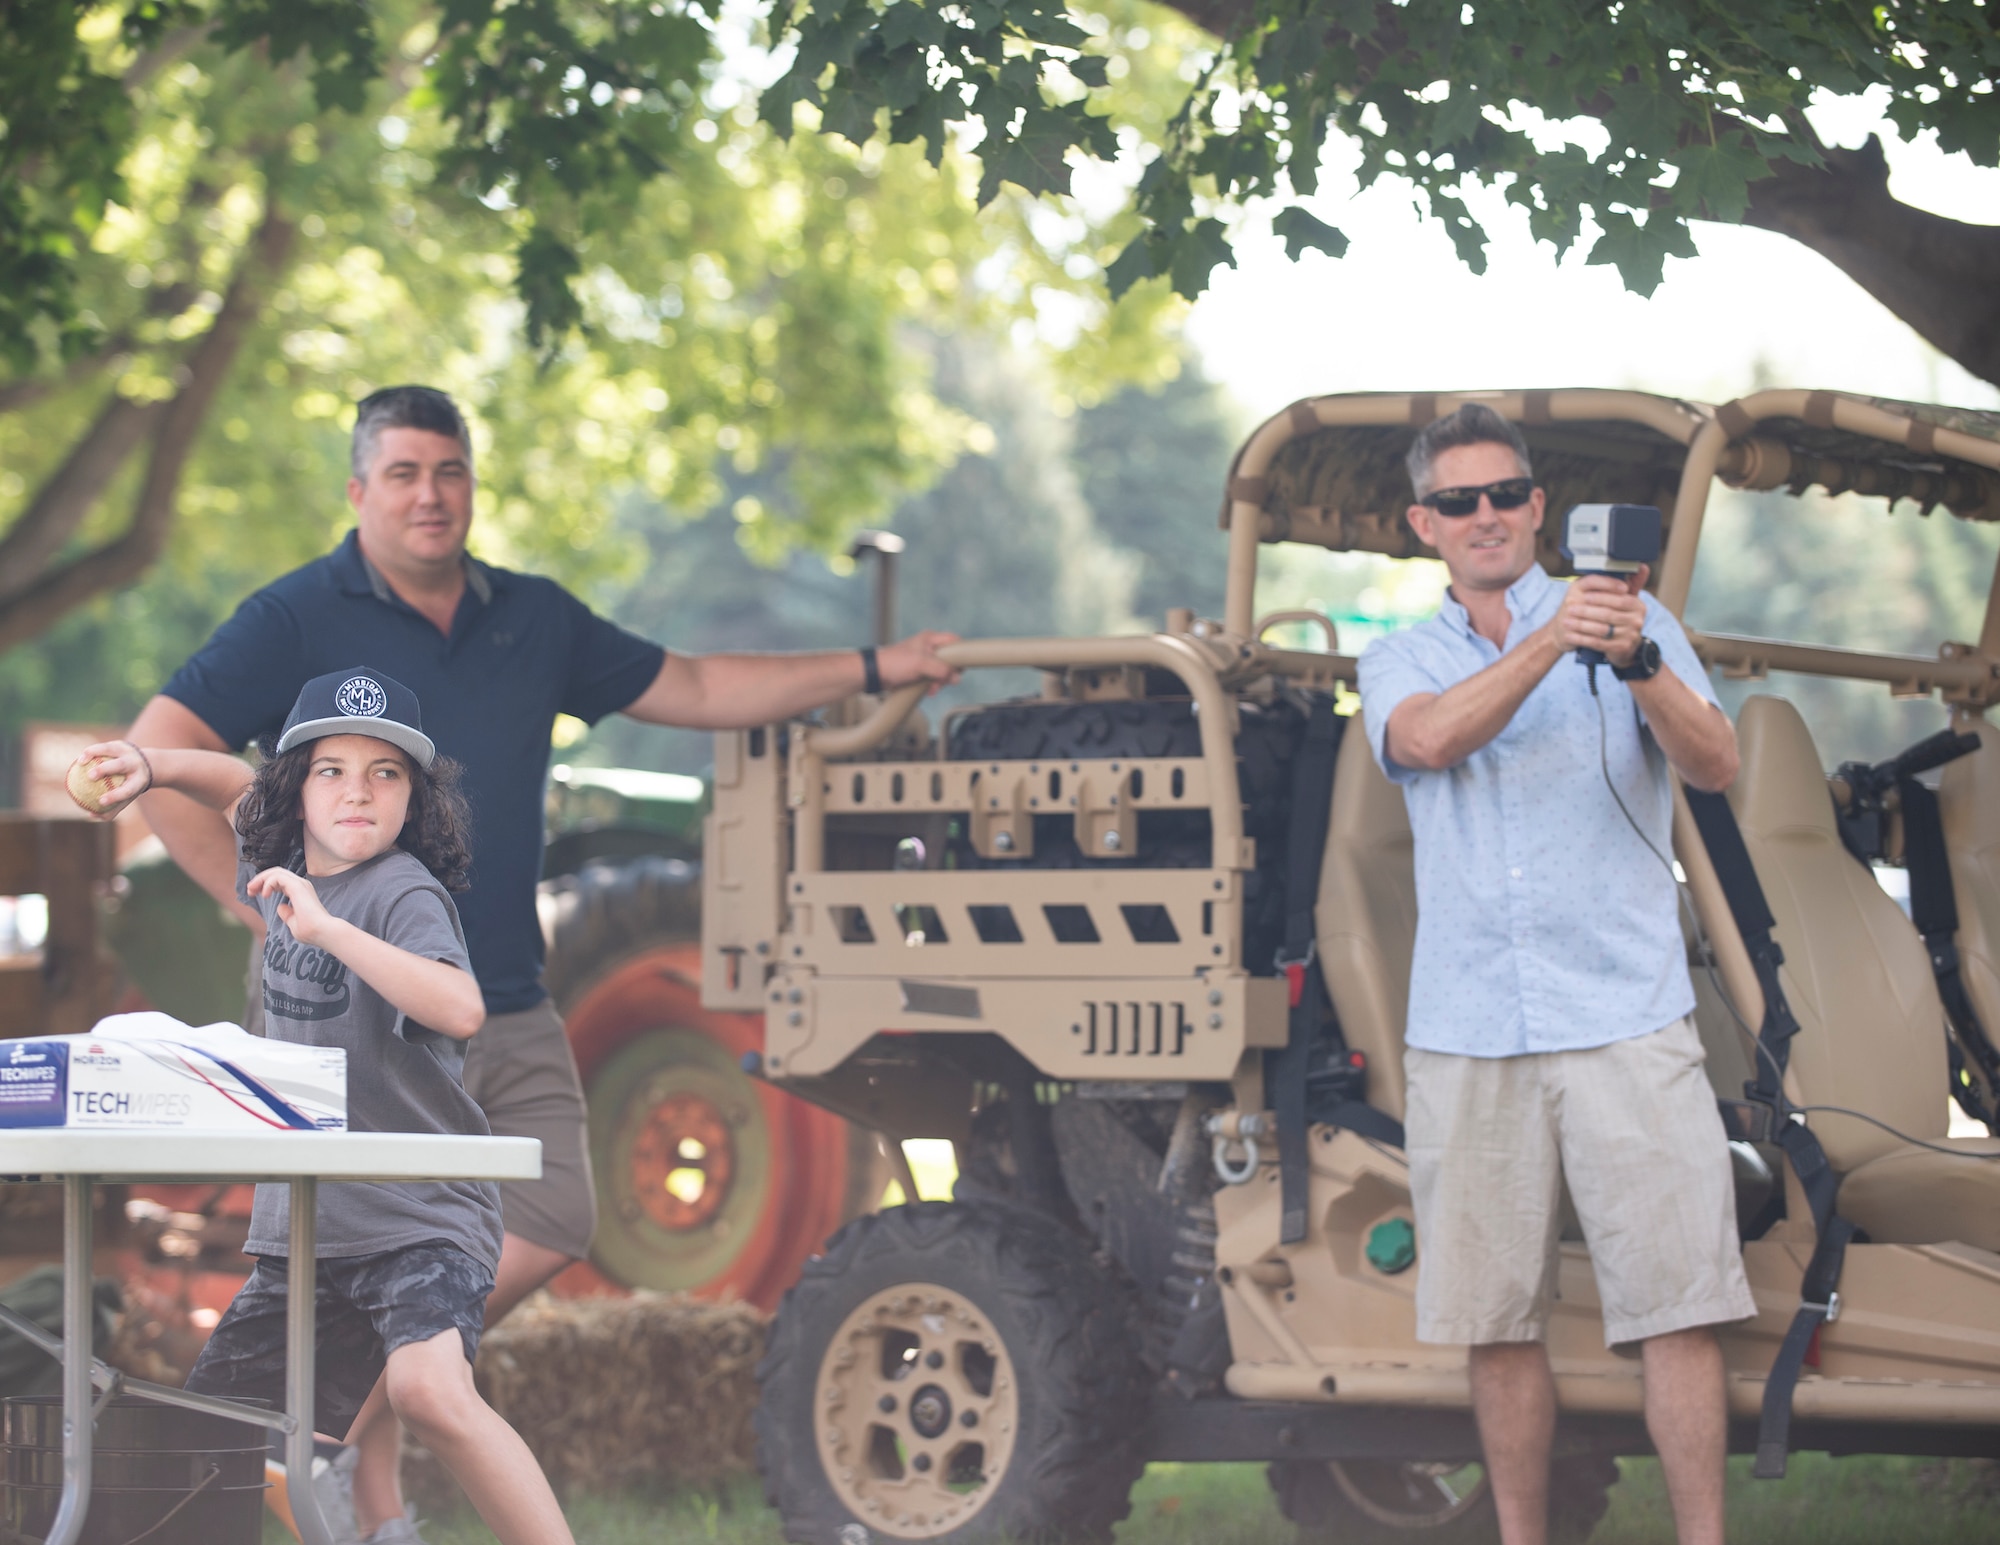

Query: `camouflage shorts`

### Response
(185, 1241, 493, 1439)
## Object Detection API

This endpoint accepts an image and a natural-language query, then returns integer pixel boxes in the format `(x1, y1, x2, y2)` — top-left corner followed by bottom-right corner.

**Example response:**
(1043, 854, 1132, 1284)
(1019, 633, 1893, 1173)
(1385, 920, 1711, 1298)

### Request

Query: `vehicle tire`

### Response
(1268, 1451, 1619, 1544)
(756, 1200, 1148, 1543)
(542, 857, 889, 1310)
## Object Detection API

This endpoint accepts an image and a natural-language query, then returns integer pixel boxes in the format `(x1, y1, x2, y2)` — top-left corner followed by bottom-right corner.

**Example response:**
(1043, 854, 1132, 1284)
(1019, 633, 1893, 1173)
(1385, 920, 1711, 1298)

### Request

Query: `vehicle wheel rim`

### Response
(585, 1027, 772, 1291)
(629, 1089, 736, 1231)
(1330, 1460, 1490, 1527)
(814, 1282, 1020, 1540)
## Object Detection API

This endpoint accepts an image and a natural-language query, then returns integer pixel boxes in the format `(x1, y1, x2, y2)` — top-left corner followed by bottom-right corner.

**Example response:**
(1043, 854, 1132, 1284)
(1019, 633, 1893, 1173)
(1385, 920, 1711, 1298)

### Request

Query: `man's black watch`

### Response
(859, 645, 882, 695)
(1613, 635, 1663, 683)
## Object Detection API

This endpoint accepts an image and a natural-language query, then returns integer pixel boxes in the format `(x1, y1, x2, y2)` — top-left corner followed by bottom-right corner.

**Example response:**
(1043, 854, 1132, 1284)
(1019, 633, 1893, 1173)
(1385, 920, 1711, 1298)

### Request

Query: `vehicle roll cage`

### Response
(812, 386, 2000, 786)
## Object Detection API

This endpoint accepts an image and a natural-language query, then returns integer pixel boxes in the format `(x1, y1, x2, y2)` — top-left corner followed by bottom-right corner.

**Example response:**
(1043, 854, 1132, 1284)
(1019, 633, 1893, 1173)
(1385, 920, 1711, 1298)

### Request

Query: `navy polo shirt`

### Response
(163, 531, 665, 1013)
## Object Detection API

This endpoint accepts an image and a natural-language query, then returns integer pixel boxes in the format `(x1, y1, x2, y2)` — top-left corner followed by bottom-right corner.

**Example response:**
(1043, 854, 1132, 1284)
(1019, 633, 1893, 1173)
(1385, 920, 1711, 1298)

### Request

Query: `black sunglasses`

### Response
(1420, 477, 1536, 517)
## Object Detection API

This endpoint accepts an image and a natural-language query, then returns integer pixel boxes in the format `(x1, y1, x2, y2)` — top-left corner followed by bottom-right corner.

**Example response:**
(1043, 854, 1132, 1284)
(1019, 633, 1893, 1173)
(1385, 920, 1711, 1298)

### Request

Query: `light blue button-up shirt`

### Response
(1356, 564, 1718, 1058)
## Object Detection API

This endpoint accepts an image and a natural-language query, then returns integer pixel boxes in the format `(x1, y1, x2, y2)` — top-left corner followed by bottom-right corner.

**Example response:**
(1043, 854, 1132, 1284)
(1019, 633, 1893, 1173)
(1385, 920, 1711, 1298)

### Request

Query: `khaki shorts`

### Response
(1404, 1017, 1756, 1348)
(461, 1000, 598, 1261)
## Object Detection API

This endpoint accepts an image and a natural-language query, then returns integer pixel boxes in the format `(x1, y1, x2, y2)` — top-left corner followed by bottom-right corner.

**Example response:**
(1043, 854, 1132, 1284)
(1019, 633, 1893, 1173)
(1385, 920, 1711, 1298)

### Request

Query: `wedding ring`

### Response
(1604, 621, 1616, 639)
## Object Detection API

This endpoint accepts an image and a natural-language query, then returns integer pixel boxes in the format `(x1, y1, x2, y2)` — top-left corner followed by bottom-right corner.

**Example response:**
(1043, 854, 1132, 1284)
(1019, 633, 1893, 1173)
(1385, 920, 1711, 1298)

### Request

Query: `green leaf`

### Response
(1271, 206, 1349, 262)
(1105, 233, 1157, 299)
(978, 115, 1076, 204)
(878, 3, 945, 51)
(212, 0, 380, 115)
(1167, 217, 1236, 300)
(822, 86, 883, 148)
(888, 94, 949, 162)
(1067, 55, 1110, 90)
(1585, 209, 1696, 297)
(1672, 136, 1773, 225)
(516, 225, 585, 355)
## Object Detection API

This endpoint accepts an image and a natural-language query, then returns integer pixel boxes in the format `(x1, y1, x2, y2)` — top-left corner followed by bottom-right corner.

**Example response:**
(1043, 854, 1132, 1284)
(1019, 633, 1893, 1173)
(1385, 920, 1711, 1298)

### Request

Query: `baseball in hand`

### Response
(65, 754, 126, 817)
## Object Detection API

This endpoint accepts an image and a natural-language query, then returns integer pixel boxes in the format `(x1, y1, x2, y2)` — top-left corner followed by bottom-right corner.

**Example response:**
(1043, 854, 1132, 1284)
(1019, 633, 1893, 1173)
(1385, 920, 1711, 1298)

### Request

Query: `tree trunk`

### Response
(0, 208, 296, 653)
(0, 395, 165, 596)
(1741, 137, 2000, 390)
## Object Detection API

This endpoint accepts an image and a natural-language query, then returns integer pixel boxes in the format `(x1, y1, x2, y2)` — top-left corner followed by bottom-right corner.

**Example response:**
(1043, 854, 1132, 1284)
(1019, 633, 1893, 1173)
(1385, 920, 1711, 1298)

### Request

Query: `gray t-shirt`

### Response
(241, 847, 503, 1271)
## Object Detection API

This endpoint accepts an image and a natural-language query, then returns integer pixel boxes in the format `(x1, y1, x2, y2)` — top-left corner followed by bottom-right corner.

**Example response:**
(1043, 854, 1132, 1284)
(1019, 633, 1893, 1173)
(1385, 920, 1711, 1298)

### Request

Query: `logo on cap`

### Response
(335, 676, 387, 718)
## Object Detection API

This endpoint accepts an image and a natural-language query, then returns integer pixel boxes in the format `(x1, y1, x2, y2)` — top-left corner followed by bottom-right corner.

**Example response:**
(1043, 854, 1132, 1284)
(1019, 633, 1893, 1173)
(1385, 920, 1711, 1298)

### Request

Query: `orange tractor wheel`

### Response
(543, 858, 886, 1311)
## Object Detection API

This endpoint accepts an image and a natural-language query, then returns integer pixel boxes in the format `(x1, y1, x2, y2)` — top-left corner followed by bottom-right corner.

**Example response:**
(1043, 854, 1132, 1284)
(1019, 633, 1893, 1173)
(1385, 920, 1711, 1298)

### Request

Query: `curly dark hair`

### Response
(236, 742, 473, 891)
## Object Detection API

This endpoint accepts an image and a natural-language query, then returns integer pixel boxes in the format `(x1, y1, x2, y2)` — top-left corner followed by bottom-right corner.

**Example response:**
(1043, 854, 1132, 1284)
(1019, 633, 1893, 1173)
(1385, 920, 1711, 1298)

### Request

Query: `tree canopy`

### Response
(770, 0, 2000, 385)
(16, 4, 1997, 391)
(4, 1, 1995, 662)
(0, 0, 1182, 652)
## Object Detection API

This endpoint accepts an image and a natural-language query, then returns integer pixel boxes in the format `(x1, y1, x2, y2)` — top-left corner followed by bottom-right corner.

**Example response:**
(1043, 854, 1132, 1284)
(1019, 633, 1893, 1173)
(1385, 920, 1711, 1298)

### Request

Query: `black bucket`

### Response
(2, 1394, 267, 1545)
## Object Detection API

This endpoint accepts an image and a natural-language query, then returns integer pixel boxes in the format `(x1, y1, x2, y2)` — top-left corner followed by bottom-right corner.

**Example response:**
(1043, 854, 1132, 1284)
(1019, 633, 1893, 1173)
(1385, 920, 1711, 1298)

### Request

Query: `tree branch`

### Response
(123, 25, 216, 91)
(0, 209, 296, 652)
(1160, 0, 1255, 37)
(0, 280, 199, 417)
(0, 391, 164, 596)
(1741, 137, 2000, 388)
(0, 336, 135, 416)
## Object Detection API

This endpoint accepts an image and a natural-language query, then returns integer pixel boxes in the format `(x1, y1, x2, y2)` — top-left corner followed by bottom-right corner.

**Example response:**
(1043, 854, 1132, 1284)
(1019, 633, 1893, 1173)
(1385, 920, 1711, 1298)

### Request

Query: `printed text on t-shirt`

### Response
(263, 933, 351, 1021)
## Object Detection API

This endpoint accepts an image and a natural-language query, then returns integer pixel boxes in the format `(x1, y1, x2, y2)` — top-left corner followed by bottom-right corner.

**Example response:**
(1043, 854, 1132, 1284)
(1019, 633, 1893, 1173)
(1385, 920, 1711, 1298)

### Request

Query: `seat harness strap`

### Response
(1683, 787, 1854, 1480)
(1270, 699, 1402, 1245)
(1684, 789, 1798, 1098)
(1897, 778, 2000, 1133)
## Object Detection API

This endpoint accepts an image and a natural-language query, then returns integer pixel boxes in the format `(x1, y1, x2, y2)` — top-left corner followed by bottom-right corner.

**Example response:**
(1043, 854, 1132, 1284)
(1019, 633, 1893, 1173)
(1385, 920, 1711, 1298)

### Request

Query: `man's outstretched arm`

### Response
(125, 695, 262, 931)
(620, 631, 960, 730)
(1384, 626, 1566, 772)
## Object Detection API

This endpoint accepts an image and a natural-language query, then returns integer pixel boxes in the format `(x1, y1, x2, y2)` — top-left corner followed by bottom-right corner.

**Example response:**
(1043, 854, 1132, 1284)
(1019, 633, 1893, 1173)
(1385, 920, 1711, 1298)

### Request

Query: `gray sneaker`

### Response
(309, 1445, 362, 1545)
(361, 1515, 427, 1545)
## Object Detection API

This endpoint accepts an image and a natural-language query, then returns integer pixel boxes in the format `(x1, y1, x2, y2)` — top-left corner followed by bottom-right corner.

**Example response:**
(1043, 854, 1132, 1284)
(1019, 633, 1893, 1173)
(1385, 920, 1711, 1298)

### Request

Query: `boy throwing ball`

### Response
(77, 669, 573, 1545)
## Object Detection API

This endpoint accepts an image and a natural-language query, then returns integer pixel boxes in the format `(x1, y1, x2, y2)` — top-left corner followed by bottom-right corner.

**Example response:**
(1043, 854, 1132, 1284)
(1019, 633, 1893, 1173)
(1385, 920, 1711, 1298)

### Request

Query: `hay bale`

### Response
(408, 1292, 767, 1505)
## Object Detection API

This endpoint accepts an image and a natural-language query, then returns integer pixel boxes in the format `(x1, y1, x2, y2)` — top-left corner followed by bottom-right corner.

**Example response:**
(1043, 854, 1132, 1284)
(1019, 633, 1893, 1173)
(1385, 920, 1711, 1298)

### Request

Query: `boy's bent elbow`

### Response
(439, 976, 486, 1040)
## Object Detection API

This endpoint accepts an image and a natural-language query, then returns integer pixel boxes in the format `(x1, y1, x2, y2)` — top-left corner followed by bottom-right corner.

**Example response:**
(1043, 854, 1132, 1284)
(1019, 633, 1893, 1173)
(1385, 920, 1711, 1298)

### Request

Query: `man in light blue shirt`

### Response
(1358, 405, 1754, 1545)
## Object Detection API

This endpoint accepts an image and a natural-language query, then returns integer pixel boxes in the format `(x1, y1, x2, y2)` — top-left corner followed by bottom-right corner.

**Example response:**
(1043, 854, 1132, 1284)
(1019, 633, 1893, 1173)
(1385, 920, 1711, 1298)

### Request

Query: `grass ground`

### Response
(360, 1452, 1994, 1544)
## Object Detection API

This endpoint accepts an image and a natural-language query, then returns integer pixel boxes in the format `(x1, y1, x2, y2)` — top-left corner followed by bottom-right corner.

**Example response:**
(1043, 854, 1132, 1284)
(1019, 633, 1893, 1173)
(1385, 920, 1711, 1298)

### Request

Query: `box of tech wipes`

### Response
(0, 1013, 344, 1131)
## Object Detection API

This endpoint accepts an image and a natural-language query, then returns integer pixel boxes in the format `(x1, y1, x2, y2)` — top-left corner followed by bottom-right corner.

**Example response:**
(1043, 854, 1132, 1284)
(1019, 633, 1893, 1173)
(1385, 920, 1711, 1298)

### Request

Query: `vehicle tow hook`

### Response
(1207, 1111, 1268, 1185)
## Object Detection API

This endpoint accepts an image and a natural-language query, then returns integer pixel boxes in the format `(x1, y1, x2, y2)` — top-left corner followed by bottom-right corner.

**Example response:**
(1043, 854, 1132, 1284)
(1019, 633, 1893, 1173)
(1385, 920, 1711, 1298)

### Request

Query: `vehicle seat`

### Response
(1316, 712, 1415, 1122)
(1938, 715, 2000, 1101)
(1729, 695, 2000, 1250)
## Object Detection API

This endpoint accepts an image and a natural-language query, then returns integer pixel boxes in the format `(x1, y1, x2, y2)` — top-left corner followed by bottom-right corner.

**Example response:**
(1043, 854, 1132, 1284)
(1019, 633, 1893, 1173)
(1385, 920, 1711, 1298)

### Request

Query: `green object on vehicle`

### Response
(543, 765, 708, 876)
(547, 765, 708, 841)
(1365, 1216, 1417, 1275)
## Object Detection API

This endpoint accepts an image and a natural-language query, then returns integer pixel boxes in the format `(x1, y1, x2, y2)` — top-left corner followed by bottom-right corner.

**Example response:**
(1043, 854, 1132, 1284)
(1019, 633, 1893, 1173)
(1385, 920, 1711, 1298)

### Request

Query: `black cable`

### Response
(1589, 678, 1997, 1163)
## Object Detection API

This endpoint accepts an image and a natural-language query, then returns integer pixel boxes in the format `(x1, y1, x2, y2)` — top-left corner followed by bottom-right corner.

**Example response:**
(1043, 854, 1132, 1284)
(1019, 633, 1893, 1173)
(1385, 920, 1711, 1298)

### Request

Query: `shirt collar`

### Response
(333, 529, 494, 606)
(1437, 562, 1557, 639)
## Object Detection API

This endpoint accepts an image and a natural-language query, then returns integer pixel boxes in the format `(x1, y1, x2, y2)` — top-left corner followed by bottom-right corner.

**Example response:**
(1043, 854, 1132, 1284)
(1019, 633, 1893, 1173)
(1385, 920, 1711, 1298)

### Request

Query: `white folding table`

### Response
(0, 1130, 539, 1545)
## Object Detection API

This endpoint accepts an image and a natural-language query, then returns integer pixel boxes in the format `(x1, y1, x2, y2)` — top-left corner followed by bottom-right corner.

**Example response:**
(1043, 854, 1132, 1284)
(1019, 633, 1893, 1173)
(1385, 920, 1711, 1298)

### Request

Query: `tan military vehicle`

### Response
(702, 388, 2000, 1542)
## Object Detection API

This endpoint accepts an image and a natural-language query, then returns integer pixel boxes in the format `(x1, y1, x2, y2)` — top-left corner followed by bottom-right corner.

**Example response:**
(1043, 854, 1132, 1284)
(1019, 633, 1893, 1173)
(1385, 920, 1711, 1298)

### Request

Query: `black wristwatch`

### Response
(859, 645, 883, 695)
(1613, 635, 1663, 683)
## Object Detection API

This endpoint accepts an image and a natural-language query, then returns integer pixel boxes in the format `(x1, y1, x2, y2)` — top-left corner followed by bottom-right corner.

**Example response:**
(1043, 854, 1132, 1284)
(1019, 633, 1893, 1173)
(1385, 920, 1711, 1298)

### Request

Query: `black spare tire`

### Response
(944, 695, 1328, 975)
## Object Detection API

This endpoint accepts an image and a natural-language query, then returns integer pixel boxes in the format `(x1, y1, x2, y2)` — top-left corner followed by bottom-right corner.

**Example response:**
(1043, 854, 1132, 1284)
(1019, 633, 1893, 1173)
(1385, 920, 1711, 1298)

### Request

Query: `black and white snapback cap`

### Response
(275, 668, 437, 768)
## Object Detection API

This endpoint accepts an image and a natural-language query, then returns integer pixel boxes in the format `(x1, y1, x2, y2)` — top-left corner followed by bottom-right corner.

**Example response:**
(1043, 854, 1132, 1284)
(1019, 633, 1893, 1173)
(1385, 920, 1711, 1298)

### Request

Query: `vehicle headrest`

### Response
(1730, 695, 1836, 840)
(1331, 713, 1411, 845)
(1941, 716, 2000, 852)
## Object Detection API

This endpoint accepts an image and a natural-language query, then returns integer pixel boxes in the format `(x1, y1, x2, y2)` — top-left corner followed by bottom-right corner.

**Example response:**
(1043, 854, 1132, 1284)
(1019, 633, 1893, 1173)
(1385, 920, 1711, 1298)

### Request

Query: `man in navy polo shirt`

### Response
(127, 385, 955, 1542)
